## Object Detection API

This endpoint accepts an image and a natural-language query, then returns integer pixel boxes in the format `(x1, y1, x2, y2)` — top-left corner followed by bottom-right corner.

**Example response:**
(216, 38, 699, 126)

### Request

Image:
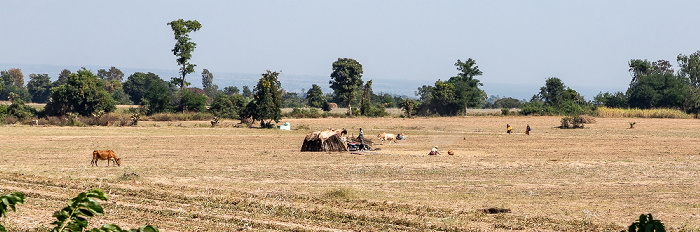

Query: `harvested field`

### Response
(0, 116, 699, 231)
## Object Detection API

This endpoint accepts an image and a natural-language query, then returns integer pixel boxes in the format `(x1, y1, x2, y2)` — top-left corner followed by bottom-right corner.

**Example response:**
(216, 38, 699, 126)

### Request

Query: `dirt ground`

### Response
(0, 116, 698, 231)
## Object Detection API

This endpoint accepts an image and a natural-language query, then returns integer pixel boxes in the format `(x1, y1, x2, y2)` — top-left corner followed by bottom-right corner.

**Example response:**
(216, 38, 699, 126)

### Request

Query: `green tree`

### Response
(223, 86, 240, 95)
(97, 66, 124, 82)
(201, 69, 219, 102)
(415, 85, 433, 103)
(0, 69, 28, 101)
(141, 78, 173, 114)
(677, 52, 700, 113)
(0, 68, 23, 88)
(360, 80, 373, 116)
(44, 68, 116, 116)
(537, 77, 567, 106)
(430, 80, 458, 115)
(7, 95, 36, 121)
(627, 72, 687, 109)
(27, 73, 52, 103)
(176, 89, 207, 112)
(168, 19, 202, 89)
(305, 84, 326, 108)
(329, 58, 364, 115)
(209, 93, 246, 119)
(678, 51, 700, 88)
(453, 58, 483, 81)
(247, 70, 283, 128)
(593, 92, 628, 108)
(123, 72, 163, 105)
(54, 69, 72, 87)
(242, 85, 252, 98)
(629, 59, 652, 83)
(399, 98, 420, 118)
(494, 97, 523, 109)
(96, 67, 130, 104)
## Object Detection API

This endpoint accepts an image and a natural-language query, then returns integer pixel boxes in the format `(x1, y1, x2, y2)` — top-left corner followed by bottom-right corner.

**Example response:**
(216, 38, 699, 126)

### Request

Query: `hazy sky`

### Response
(3, 1, 700, 99)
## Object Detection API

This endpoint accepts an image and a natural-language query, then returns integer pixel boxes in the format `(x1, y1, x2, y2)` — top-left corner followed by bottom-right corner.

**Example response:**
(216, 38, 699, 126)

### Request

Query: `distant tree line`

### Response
(2, 17, 699, 124)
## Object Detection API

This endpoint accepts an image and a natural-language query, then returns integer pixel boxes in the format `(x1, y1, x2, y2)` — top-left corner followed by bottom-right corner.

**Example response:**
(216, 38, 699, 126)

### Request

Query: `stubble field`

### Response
(0, 116, 698, 231)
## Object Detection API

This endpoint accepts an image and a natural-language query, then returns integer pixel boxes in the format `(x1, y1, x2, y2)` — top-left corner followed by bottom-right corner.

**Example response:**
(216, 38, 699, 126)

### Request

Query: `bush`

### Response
(560, 115, 587, 129)
(624, 214, 665, 232)
(286, 107, 321, 118)
(501, 108, 511, 116)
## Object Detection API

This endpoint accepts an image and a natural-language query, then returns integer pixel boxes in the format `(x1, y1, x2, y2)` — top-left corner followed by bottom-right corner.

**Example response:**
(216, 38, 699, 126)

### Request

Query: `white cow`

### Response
(377, 133, 396, 145)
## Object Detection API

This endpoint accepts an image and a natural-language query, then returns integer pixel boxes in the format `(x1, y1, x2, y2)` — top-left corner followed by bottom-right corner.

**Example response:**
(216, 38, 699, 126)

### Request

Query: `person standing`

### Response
(526, 124, 531, 135)
(507, 124, 513, 134)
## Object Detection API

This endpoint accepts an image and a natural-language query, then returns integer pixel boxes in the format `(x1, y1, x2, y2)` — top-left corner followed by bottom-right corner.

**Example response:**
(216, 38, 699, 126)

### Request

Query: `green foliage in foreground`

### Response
(0, 192, 25, 232)
(0, 189, 157, 232)
(623, 214, 665, 232)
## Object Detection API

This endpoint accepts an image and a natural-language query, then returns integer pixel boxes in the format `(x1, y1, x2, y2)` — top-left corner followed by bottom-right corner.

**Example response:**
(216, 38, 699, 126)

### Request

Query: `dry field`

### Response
(0, 116, 698, 231)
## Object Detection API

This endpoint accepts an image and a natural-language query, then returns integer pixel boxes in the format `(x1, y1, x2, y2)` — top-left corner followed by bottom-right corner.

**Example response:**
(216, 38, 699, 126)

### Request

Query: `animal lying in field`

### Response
(377, 133, 396, 145)
(90, 150, 121, 167)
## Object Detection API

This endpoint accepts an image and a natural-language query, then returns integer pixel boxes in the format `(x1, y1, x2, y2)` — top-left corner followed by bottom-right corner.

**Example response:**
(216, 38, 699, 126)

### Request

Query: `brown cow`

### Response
(90, 150, 121, 167)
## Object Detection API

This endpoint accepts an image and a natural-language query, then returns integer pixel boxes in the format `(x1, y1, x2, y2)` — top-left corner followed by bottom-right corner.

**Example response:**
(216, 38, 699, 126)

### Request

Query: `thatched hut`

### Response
(301, 130, 348, 152)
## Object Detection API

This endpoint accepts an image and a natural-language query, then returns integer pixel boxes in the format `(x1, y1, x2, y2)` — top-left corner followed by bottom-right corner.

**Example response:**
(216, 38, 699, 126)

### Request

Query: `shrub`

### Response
(501, 108, 511, 116)
(560, 115, 586, 129)
(286, 107, 321, 118)
(623, 214, 665, 232)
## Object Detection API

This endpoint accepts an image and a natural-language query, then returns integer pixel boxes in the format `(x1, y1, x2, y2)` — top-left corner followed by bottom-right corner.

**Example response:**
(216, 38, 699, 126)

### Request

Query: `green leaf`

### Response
(79, 208, 95, 217)
(131, 225, 159, 232)
(84, 198, 105, 215)
(0, 224, 6, 232)
(96, 224, 124, 232)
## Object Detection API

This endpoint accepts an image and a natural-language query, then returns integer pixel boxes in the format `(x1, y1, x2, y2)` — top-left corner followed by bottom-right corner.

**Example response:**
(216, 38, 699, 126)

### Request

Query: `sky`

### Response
(3, 1, 700, 100)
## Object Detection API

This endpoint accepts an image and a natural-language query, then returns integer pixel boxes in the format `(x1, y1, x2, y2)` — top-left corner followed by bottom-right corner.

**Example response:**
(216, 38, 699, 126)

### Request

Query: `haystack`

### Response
(301, 130, 348, 152)
(349, 137, 374, 146)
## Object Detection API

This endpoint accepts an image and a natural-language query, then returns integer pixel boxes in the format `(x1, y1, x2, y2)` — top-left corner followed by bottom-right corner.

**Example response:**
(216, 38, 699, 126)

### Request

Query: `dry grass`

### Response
(0, 116, 699, 231)
(597, 106, 693, 119)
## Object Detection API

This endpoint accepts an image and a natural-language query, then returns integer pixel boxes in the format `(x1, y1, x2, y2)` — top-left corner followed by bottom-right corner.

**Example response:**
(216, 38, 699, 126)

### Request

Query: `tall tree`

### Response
(305, 84, 326, 108)
(447, 58, 486, 111)
(360, 80, 373, 115)
(329, 58, 364, 115)
(247, 70, 283, 128)
(27, 73, 52, 103)
(453, 58, 483, 81)
(537, 77, 566, 106)
(201, 69, 218, 102)
(167, 19, 202, 89)
(677, 51, 700, 88)
(8, 68, 24, 87)
(44, 68, 116, 116)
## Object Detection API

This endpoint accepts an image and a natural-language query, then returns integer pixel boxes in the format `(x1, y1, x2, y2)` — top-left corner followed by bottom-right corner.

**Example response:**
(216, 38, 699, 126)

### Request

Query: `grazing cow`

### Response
(90, 150, 121, 167)
(377, 133, 396, 145)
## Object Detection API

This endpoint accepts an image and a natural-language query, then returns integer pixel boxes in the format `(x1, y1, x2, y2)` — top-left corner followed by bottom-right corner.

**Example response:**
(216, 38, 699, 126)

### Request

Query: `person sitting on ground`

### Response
(429, 146, 440, 155)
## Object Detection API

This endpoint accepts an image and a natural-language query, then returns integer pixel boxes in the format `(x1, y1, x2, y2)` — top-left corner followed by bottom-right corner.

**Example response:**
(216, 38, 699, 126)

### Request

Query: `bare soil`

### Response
(0, 116, 698, 231)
